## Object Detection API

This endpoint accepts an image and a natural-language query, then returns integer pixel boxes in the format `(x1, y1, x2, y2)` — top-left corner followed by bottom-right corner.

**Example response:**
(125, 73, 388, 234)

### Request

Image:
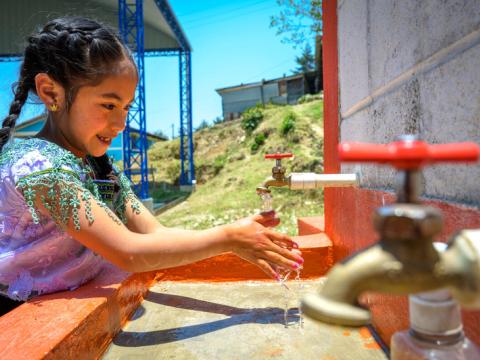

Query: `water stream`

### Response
(259, 191, 304, 328)
(278, 268, 304, 328)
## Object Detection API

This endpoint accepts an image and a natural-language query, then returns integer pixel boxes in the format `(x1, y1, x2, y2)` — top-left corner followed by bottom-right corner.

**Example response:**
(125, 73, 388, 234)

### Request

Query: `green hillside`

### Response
(149, 98, 325, 235)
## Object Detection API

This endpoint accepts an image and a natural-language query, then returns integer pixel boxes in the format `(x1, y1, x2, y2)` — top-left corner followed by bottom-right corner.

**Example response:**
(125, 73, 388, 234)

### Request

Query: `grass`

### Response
(150, 99, 325, 236)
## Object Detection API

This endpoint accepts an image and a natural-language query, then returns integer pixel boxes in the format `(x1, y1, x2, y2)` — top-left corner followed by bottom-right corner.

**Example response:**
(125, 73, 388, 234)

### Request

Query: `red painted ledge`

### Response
(0, 264, 157, 360)
(0, 231, 334, 359)
(298, 215, 325, 235)
(157, 231, 333, 281)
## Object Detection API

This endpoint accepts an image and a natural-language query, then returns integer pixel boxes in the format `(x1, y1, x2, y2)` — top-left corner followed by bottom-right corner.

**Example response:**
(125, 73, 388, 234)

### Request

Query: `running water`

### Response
(259, 192, 273, 213)
(258, 191, 304, 328)
(277, 267, 304, 329)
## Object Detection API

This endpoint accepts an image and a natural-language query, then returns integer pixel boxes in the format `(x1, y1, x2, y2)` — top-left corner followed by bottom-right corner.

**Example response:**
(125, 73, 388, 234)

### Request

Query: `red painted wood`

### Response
(0, 264, 157, 359)
(322, 0, 340, 248)
(297, 216, 325, 235)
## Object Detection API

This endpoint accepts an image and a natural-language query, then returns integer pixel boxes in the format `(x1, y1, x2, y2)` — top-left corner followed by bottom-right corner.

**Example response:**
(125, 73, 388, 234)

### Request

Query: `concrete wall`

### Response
(338, 0, 480, 205)
(221, 86, 263, 115)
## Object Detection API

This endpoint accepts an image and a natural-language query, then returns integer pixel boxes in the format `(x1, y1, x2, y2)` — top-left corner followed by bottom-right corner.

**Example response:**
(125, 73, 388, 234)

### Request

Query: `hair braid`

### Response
(0, 77, 30, 151)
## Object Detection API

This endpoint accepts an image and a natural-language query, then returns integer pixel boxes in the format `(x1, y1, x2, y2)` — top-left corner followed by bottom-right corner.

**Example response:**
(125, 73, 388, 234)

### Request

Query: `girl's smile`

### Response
(37, 59, 138, 159)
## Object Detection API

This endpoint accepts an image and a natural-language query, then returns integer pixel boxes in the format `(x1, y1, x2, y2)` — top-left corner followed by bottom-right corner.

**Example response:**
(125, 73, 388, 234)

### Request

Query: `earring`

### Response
(50, 103, 58, 112)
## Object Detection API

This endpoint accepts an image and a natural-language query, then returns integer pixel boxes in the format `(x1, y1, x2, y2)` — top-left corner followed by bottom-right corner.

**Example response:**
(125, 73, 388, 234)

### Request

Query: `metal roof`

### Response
(215, 72, 309, 94)
(0, 0, 191, 56)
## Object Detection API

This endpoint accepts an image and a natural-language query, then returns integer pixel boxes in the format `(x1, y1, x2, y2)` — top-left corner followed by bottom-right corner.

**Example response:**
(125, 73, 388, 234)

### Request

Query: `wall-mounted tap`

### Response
(256, 153, 358, 195)
(301, 135, 480, 326)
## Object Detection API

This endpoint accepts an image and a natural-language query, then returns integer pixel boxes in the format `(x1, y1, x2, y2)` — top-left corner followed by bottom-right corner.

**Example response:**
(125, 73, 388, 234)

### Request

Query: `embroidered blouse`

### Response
(0, 138, 141, 301)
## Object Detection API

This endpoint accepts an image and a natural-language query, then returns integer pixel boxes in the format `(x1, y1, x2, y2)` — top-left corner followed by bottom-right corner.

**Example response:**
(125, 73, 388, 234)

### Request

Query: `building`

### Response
(216, 71, 318, 121)
(14, 114, 167, 162)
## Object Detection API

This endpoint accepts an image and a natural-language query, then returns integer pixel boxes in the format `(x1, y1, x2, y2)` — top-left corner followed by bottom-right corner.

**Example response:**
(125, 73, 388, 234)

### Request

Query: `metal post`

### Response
(178, 49, 195, 185)
(118, 0, 149, 199)
(154, 0, 195, 186)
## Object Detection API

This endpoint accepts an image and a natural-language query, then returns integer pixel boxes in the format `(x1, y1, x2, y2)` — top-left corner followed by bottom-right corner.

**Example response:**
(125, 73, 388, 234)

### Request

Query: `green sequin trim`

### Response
(114, 173, 141, 224)
(2, 138, 141, 230)
(17, 169, 122, 230)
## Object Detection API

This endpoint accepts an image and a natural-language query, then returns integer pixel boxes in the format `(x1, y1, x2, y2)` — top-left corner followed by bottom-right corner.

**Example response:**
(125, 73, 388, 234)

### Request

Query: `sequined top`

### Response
(0, 138, 141, 301)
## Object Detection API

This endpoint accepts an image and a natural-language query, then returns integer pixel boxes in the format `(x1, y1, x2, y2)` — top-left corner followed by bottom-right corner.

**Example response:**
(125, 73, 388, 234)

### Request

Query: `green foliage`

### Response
(155, 99, 325, 236)
(270, 0, 322, 47)
(293, 43, 316, 74)
(153, 129, 169, 139)
(251, 131, 268, 153)
(196, 120, 210, 132)
(213, 154, 227, 175)
(213, 116, 224, 125)
(254, 132, 267, 145)
(241, 106, 264, 134)
(166, 161, 181, 184)
(280, 112, 296, 136)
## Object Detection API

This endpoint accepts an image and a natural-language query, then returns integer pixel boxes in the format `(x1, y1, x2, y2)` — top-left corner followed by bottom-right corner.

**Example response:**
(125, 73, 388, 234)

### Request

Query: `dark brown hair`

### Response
(1, 16, 135, 178)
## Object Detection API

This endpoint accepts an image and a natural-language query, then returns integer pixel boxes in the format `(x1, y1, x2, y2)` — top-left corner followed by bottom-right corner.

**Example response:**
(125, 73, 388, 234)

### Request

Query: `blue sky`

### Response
(0, 0, 311, 138)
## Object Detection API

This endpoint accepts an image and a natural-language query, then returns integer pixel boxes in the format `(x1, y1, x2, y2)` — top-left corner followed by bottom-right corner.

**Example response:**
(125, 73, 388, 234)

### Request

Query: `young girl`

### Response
(0, 17, 302, 311)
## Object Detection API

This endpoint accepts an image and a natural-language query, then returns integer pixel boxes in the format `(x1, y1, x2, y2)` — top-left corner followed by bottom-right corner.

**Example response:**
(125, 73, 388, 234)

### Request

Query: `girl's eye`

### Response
(102, 104, 115, 110)
(124, 104, 131, 111)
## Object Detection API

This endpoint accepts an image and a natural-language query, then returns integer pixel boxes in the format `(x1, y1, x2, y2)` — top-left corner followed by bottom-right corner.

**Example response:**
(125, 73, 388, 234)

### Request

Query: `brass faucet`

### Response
(256, 153, 358, 195)
(301, 135, 480, 326)
(256, 154, 292, 195)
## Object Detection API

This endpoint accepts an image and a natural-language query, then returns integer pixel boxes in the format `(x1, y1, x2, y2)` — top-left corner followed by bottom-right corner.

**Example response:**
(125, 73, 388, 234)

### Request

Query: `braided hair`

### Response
(0, 16, 135, 179)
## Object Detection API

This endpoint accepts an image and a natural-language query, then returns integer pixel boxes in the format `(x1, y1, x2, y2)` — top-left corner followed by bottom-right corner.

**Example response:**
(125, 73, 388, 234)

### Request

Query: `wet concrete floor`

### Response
(103, 279, 388, 359)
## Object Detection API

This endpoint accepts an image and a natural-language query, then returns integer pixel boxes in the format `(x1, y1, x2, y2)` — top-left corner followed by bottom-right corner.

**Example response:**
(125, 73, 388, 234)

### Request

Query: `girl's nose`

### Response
(112, 114, 127, 132)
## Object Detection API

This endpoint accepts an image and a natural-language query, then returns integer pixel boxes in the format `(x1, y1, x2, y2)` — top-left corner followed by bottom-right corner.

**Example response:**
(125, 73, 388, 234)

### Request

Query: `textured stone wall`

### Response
(337, 0, 480, 205)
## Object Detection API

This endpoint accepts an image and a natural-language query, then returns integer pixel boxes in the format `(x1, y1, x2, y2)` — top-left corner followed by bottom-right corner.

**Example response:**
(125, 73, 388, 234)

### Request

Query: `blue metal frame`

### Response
(178, 50, 195, 184)
(154, 0, 195, 185)
(0, 55, 22, 62)
(145, 48, 180, 57)
(118, 0, 149, 199)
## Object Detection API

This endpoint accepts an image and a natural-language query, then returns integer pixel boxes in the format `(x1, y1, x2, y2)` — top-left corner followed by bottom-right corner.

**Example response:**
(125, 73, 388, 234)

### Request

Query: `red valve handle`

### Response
(265, 153, 294, 159)
(339, 140, 479, 170)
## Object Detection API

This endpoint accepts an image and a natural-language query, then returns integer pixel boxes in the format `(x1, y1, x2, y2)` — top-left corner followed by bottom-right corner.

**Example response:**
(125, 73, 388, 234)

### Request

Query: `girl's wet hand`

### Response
(252, 210, 280, 228)
(224, 217, 303, 280)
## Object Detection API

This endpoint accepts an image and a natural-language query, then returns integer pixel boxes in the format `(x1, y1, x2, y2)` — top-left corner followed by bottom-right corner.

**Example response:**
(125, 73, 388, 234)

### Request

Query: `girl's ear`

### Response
(34, 73, 66, 111)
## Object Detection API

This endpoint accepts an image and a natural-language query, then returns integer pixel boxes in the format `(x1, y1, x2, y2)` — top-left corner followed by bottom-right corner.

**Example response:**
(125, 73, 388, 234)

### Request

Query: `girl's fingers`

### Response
(252, 211, 278, 226)
(256, 258, 280, 280)
(264, 228, 299, 249)
(261, 218, 280, 228)
(262, 250, 303, 271)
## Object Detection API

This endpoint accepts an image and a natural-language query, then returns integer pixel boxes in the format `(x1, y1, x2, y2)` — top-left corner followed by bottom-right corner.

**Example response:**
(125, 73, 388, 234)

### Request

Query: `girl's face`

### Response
(58, 59, 138, 158)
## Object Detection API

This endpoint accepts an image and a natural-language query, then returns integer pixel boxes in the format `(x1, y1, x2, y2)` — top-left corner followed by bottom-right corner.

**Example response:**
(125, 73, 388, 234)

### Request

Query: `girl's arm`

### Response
(122, 195, 280, 234)
(35, 187, 302, 278)
(122, 196, 166, 234)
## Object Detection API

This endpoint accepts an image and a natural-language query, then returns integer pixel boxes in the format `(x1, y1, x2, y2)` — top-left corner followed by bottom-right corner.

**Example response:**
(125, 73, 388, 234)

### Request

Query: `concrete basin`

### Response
(103, 280, 387, 359)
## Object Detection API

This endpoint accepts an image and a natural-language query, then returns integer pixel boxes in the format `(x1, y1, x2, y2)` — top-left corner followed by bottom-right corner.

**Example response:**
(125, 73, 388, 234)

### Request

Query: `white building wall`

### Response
(338, 0, 480, 205)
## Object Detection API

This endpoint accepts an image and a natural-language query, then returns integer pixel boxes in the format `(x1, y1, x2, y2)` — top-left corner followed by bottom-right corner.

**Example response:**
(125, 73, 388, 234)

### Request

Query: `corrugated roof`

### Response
(215, 73, 307, 94)
(0, 0, 190, 56)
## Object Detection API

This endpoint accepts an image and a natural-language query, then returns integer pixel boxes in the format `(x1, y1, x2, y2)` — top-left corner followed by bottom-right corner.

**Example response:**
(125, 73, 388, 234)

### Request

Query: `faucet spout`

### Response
(302, 242, 446, 326)
(301, 207, 480, 326)
(256, 177, 289, 193)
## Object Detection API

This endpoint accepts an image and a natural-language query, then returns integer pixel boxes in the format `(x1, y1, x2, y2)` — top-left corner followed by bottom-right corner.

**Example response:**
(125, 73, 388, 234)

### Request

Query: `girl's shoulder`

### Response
(0, 138, 85, 183)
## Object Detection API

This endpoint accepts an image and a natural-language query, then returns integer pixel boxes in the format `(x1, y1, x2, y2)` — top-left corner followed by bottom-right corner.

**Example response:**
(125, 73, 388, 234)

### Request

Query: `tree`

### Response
(153, 129, 169, 139)
(293, 43, 316, 74)
(195, 120, 210, 132)
(271, 1, 322, 90)
(270, 0, 322, 47)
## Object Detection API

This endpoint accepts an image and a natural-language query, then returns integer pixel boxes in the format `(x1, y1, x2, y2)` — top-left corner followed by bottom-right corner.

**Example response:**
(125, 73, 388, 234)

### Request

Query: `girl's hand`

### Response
(223, 213, 303, 280)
